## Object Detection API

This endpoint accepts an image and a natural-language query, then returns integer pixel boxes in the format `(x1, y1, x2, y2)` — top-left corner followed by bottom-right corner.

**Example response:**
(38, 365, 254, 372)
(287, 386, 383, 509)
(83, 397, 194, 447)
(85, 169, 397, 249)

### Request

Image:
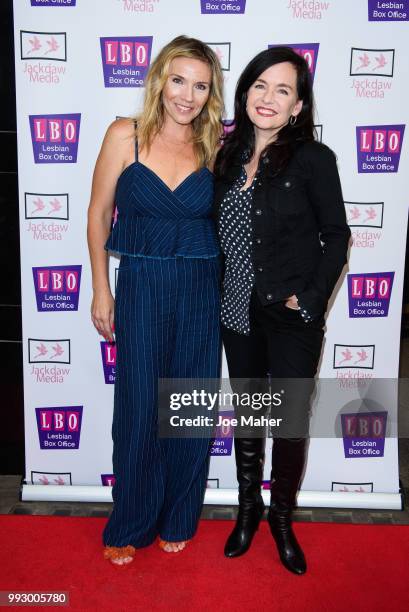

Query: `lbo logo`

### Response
(100, 36, 153, 87)
(29, 114, 81, 163)
(100, 341, 116, 384)
(269, 43, 319, 81)
(35, 406, 83, 450)
(32, 265, 82, 312)
(347, 271, 394, 318)
(341, 411, 387, 458)
(356, 124, 405, 172)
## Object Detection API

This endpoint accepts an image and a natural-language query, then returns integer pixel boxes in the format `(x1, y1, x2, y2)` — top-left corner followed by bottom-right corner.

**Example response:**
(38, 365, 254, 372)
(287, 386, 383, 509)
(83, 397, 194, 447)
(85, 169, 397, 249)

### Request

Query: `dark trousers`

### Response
(222, 290, 324, 504)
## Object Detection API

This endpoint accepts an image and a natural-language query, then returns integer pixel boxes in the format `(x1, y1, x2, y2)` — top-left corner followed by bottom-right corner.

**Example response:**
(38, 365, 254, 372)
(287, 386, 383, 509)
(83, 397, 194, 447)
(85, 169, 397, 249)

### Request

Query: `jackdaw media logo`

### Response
(31, 471, 72, 485)
(333, 345, 375, 370)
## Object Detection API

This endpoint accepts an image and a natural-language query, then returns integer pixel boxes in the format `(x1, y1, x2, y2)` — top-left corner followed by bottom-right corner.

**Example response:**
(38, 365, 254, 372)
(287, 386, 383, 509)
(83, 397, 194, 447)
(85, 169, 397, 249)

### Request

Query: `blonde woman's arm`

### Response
(87, 118, 134, 342)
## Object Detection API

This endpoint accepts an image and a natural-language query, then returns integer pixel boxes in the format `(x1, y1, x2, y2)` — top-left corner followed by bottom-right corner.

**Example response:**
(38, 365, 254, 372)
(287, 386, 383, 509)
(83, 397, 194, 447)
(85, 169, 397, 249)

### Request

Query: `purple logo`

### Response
(100, 341, 116, 384)
(269, 43, 319, 81)
(222, 119, 235, 138)
(210, 411, 233, 456)
(341, 411, 387, 458)
(32, 265, 82, 312)
(356, 124, 405, 173)
(348, 271, 394, 318)
(35, 406, 83, 450)
(29, 114, 81, 164)
(31, 0, 76, 5)
(100, 37, 152, 87)
(368, 0, 408, 21)
(200, 0, 246, 13)
(101, 474, 116, 486)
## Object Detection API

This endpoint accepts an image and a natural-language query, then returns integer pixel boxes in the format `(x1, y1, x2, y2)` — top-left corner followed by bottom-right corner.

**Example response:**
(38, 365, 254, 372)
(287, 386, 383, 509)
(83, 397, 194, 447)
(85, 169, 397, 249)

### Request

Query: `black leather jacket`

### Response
(213, 140, 351, 320)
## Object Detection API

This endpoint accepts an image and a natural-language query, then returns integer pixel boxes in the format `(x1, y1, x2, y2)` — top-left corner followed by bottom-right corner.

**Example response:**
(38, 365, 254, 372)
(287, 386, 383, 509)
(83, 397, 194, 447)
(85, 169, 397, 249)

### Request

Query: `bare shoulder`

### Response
(105, 117, 135, 144)
(97, 118, 135, 168)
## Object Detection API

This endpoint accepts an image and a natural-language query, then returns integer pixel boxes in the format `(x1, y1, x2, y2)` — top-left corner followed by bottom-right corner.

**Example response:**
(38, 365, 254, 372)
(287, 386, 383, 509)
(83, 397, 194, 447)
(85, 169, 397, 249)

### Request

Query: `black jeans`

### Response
(222, 290, 324, 381)
(222, 290, 325, 504)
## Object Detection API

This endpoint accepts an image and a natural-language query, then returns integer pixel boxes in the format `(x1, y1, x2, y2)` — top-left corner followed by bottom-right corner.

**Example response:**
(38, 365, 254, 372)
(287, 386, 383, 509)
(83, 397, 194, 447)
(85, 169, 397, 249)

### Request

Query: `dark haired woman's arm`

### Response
(296, 144, 351, 319)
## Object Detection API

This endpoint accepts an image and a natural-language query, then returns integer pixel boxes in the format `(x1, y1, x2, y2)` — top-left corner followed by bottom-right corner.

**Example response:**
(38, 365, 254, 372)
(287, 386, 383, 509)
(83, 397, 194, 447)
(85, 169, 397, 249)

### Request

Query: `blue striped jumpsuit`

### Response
(103, 142, 221, 547)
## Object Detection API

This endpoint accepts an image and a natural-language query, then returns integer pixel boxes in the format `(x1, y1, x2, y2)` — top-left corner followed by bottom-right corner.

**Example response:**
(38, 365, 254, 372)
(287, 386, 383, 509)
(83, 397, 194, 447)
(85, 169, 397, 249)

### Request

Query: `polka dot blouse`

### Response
(220, 166, 257, 335)
(219, 165, 313, 335)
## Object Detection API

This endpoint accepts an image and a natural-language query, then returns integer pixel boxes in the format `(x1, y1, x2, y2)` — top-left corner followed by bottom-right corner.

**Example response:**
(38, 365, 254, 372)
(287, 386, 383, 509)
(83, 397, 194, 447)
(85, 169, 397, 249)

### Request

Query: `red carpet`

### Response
(1, 516, 408, 611)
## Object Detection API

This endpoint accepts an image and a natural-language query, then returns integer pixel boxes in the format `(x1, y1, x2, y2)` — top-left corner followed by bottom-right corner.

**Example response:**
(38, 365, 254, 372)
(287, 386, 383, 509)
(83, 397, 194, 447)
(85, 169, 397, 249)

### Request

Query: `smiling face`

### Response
(246, 61, 303, 139)
(161, 56, 212, 127)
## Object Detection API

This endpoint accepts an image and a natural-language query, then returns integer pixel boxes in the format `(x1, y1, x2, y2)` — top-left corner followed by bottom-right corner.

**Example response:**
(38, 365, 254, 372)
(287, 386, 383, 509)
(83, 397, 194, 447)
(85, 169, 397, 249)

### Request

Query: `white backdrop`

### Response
(14, 0, 409, 508)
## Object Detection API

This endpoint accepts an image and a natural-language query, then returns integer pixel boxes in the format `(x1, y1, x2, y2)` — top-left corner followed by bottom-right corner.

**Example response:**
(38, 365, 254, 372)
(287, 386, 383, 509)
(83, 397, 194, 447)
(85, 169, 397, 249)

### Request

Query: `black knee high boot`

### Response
(267, 438, 307, 575)
(224, 437, 265, 558)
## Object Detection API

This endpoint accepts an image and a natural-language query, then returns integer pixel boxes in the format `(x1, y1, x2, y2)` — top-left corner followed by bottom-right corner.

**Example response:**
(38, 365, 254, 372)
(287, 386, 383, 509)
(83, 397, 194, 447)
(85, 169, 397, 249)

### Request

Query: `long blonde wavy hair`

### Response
(136, 35, 224, 169)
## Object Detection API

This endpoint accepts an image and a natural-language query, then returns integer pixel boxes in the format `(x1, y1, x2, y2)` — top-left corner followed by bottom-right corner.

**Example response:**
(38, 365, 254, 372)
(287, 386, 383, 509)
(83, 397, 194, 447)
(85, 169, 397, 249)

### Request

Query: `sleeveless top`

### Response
(105, 139, 219, 259)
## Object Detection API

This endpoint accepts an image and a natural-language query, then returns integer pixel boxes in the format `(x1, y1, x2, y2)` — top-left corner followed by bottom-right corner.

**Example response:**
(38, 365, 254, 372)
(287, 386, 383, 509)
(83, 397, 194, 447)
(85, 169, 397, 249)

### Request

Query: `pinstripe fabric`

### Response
(103, 162, 221, 548)
(105, 161, 219, 258)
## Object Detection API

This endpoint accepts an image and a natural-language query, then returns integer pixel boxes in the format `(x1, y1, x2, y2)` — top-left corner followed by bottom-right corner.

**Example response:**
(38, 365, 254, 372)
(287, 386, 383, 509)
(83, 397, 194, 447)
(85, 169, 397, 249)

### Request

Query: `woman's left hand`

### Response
(285, 294, 300, 310)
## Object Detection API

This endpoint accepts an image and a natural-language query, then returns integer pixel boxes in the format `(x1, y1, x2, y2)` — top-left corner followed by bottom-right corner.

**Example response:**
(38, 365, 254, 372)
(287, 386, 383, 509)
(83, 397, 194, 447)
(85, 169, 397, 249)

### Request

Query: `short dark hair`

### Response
(215, 46, 316, 177)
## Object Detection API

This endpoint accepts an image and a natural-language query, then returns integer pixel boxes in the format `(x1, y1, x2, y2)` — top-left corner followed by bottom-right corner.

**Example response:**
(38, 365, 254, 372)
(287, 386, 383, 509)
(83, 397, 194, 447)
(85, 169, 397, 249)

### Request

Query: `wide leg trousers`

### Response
(103, 255, 221, 548)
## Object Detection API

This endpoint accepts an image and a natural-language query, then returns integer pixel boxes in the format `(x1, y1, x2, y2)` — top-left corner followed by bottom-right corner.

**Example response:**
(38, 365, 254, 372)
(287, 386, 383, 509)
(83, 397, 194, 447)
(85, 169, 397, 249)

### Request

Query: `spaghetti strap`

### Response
(133, 120, 138, 163)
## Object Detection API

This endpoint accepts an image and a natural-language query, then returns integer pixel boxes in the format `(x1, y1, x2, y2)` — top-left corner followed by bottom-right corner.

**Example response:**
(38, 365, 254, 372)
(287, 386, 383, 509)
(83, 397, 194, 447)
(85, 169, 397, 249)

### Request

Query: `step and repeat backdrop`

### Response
(14, 0, 408, 507)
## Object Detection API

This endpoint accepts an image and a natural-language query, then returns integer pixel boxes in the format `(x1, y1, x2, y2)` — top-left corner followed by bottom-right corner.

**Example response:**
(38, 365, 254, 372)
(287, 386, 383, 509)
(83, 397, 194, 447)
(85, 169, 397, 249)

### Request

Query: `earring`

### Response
(289, 115, 297, 126)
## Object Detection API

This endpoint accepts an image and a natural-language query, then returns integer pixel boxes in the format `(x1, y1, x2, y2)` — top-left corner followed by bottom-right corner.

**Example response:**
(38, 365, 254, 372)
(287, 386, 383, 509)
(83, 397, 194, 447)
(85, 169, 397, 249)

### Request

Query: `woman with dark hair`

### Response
(214, 47, 350, 574)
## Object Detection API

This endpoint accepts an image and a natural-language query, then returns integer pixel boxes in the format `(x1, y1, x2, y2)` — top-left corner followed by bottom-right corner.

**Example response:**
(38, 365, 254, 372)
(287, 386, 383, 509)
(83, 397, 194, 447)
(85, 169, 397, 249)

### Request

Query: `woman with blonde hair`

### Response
(87, 35, 224, 565)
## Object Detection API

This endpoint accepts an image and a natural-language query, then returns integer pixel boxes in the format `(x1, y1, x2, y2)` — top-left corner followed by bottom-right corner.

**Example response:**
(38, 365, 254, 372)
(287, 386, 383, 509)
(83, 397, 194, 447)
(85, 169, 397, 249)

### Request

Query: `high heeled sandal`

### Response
(103, 545, 136, 565)
(158, 538, 188, 553)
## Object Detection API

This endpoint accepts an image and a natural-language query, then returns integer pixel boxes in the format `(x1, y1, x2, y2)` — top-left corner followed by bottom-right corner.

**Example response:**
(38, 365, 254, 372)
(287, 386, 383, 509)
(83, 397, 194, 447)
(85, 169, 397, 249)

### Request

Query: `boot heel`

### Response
(268, 508, 306, 575)
(226, 437, 266, 558)
(224, 501, 264, 558)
